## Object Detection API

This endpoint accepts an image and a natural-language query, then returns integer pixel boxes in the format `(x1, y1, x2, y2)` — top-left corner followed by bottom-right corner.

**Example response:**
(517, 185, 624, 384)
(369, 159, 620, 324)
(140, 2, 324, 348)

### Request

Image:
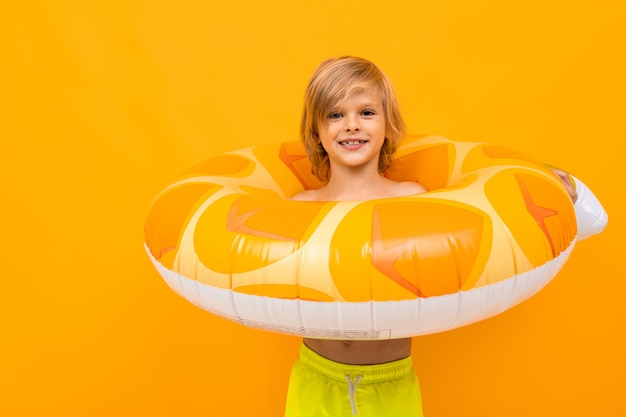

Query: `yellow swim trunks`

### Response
(284, 343, 423, 417)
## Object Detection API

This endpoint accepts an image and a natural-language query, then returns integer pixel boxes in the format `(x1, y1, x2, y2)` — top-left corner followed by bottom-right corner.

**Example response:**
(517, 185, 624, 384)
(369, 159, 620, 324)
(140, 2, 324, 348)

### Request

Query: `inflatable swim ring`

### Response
(144, 135, 607, 339)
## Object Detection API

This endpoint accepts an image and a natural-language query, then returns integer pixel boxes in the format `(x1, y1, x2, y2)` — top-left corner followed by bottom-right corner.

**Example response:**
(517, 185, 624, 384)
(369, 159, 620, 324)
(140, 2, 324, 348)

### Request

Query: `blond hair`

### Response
(300, 56, 406, 181)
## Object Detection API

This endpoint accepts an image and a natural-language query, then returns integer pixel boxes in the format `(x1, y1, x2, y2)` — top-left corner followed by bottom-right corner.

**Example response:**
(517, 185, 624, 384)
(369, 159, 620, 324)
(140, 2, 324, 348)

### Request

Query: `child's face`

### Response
(318, 88, 386, 174)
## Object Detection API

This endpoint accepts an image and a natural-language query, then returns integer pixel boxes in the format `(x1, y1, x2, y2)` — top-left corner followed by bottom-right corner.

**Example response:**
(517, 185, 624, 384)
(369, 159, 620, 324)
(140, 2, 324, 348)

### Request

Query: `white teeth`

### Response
(341, 140, 364, 145)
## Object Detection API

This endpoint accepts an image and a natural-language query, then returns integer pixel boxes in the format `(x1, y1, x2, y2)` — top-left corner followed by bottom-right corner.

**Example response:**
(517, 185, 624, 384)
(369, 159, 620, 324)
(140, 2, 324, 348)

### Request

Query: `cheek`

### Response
(376, 123, 387, 138)
(320, 125, 338, 141)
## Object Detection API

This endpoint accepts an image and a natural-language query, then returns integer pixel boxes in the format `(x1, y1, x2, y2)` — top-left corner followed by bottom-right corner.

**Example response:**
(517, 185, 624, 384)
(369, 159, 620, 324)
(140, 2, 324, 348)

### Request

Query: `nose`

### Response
(344, 114, 360, 132)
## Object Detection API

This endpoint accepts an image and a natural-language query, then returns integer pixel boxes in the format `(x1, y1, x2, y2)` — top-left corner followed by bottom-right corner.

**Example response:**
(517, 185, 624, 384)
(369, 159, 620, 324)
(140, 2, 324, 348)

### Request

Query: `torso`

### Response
(303, 337, 412, 365)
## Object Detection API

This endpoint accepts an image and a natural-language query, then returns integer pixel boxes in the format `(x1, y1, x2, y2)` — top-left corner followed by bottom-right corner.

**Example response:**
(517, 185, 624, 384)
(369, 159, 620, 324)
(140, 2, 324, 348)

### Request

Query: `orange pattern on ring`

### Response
(516, 175, 560, 257)
(195, 194, 331, 274)
(327, 200, 487, 301)
(144, 182, 222, 268)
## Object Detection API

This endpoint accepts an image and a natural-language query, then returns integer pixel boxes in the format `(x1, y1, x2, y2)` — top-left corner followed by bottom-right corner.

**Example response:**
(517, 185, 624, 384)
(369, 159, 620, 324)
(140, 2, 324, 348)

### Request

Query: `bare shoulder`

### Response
(390, 180, 427, 197)
(290, 189, 322, 201)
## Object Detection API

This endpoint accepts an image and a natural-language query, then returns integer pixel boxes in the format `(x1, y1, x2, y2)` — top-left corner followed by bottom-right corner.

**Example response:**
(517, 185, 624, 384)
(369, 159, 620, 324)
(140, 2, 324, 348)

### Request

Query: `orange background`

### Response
(2, 1, 624, 416)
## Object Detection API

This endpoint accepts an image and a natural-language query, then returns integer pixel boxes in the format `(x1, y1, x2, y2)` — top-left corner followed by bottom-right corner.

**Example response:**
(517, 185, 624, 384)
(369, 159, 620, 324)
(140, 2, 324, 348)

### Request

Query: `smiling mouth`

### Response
(339, 140, 367, 146)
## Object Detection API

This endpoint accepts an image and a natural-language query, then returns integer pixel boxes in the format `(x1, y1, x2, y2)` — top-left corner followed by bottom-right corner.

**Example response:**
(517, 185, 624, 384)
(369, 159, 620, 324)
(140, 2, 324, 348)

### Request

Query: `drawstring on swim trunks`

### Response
(345, 374, 363, 415)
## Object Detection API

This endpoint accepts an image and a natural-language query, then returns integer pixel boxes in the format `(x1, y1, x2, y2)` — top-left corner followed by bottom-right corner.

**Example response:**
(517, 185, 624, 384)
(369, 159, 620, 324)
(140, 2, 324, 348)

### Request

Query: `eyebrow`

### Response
(360, 101, 383, 108)
(329, 100, 383, 111)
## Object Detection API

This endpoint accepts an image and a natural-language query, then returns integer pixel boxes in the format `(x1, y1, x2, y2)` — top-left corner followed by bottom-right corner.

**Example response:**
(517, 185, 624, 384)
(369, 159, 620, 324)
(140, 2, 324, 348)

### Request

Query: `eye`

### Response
(361, 109, 376, 116)
(327, 111, 343, 120)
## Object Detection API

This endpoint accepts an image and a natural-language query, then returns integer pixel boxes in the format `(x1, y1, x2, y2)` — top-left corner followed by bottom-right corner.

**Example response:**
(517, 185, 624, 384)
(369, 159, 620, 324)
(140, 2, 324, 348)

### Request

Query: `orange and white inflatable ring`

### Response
(144, 135, 607, 339)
